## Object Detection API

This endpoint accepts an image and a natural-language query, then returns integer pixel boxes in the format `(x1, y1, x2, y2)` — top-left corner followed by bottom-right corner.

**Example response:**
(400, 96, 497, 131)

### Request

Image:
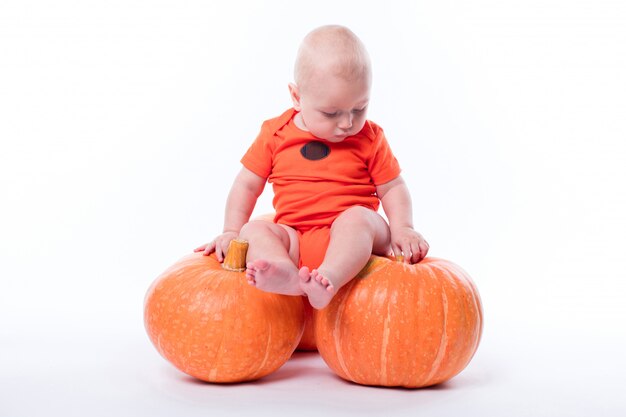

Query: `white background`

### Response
(1, 0, 625, 416)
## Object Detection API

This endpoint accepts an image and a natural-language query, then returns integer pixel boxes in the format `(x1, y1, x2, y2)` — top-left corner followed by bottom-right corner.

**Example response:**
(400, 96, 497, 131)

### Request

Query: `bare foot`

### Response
(246, 259, 304, 296)
(299, 268, 335, 309)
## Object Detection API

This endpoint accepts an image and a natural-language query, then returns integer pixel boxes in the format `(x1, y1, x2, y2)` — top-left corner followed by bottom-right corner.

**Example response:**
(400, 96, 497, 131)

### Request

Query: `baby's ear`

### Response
(288, 83, 302, 111)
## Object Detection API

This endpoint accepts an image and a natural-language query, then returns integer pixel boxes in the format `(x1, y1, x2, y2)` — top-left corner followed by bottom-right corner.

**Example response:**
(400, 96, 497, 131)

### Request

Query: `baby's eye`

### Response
(352, 107, 367, 114)
(321, 111, 338, 118)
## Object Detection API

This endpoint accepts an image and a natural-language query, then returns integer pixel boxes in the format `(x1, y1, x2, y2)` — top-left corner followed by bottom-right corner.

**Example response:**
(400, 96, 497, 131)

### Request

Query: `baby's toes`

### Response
(311, 269, 320, 282)
(298, 266, 311, 282)
(245, 269, 256, 282)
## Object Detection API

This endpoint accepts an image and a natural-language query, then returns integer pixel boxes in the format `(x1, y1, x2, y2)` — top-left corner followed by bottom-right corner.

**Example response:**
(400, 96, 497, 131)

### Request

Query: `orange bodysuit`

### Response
(241, 108, 401, 269)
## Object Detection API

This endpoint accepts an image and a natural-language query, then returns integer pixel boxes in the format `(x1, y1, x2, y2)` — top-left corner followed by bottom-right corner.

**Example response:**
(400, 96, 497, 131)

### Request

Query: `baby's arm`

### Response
(376, 176, 429, 263)
(194, 167, 266, 261)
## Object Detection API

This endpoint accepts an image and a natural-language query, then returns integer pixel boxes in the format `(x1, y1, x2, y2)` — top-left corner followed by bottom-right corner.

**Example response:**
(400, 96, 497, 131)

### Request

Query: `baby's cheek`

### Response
(353, 115, 367, 130)
(313, 121, 335, 138)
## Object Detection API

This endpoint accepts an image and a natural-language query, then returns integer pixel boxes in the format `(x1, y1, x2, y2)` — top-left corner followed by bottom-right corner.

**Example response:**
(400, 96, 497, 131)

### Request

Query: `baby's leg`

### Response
(240, 220, 304, 296)
(301, 206, 391, 309)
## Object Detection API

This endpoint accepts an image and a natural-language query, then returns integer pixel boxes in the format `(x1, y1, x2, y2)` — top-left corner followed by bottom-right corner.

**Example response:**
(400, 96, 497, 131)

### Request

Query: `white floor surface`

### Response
(2, 318, 624, 417)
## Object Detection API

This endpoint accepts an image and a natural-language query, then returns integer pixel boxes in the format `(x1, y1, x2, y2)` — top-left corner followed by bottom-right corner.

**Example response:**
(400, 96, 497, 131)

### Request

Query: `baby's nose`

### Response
(338, 113, 353, 129)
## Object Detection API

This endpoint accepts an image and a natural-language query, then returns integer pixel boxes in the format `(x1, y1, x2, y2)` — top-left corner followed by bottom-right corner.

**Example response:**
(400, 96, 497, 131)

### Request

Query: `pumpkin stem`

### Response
(222, 239, 249, 272)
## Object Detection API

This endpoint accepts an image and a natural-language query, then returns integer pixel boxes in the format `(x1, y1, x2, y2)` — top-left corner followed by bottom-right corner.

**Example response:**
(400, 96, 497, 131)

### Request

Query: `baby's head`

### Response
(289, 25, 372, 142)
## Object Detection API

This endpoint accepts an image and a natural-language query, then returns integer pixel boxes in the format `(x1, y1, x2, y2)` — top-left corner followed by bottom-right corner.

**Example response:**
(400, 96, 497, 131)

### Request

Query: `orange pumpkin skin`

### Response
(296, 300, 317, 351)
(315, 256, 483, 388)
(144, 252, 305, 383)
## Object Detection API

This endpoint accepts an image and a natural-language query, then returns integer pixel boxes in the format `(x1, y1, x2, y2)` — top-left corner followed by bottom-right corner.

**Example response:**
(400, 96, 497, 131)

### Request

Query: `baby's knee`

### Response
(332, 206, 378, 231)
(239, 220, 274, 238)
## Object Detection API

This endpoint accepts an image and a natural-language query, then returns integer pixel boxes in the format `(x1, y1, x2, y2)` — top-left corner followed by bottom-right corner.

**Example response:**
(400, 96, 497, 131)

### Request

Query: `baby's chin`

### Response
(315, 132, 351, 143)
(321, 136, 348, 143)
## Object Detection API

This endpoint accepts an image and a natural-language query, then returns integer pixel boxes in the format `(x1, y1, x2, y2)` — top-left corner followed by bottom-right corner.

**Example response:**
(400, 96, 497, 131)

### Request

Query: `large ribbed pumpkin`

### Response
(144, 240, 305, 383)
(315, 256, 483, 388)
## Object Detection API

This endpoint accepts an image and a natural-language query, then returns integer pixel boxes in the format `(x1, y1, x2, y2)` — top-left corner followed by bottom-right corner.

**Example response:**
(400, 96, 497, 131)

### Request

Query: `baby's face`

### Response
(295, 74, 370, 143)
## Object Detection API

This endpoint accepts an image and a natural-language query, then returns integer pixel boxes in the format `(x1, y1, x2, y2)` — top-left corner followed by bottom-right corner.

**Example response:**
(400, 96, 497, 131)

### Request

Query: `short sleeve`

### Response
(367, 127, 401, 185)
(240, 121, 275, 179)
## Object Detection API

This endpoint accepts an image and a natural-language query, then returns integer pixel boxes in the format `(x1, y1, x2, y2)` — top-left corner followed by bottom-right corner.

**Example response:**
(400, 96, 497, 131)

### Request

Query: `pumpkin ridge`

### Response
(251, 320, 273, 380)
(211, 268, 251, 381)
(409, 264, 426, 386)
(429, 261, 480, 383)
(443, 261, 484, 353)
(333, 281, 356, 382)
(433, 261, 482, 368)
(379, 267, 392, 385)
(207, 271, 230, 381)
(423, 263, 449, 384)
(403, 266, 423, 386)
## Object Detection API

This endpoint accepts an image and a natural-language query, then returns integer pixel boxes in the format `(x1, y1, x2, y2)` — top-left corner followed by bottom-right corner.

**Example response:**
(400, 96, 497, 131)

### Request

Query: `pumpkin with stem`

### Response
(144, 239, 305, 383)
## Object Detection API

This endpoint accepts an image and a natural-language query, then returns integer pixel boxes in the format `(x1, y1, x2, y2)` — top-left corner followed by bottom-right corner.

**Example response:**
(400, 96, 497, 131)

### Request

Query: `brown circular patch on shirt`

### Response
(300, 141, 330, 161)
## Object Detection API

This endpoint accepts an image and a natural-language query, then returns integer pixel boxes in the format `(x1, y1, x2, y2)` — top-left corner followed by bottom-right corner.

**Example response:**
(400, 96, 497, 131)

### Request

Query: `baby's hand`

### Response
(389, 226, 429, 264)
(194, 231, 239, 262)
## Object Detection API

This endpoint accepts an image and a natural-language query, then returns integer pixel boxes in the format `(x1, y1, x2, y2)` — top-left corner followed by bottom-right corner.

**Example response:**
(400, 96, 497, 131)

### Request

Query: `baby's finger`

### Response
(194, 244, 207, 252)
(219, 240, 231, 262)
(419, 240, 430, 260)
(203, 241, 216, 256)
(391, 243, 403, 261)
(399, 244, 412, 264)
(213, 242, 224, 262)
(412, 241, 426, 263)
(410, 242, 424, 263)
(405, 241, 419, 263)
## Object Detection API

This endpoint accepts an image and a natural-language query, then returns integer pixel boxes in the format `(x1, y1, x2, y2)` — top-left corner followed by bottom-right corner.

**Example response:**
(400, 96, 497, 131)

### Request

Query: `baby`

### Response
(195, 25, 429, 309)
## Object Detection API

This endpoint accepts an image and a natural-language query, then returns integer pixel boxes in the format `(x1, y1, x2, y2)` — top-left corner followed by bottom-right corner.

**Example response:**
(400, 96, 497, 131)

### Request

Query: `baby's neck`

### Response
(294, 112, 309, 132)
